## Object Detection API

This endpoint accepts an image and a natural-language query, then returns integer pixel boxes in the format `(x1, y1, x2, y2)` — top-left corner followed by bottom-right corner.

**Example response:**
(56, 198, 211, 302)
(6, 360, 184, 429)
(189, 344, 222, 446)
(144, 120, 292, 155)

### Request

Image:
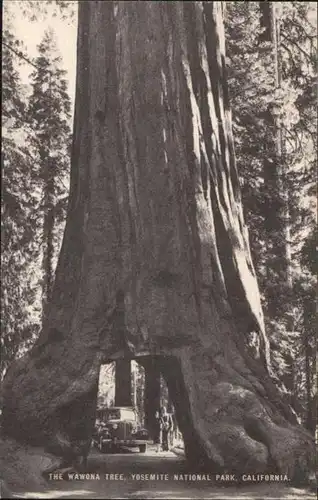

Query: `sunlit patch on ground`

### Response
(14, 490, 95, 499)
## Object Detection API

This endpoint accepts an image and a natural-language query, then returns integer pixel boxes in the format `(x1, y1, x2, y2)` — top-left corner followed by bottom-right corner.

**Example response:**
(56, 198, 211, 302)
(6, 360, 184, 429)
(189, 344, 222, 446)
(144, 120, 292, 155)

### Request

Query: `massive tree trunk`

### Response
(2, 1, 314, 482)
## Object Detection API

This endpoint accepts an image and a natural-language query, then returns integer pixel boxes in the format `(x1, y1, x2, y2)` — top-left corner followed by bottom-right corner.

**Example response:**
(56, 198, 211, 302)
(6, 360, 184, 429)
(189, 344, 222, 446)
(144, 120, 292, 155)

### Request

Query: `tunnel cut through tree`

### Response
(2, 1, 314, 482)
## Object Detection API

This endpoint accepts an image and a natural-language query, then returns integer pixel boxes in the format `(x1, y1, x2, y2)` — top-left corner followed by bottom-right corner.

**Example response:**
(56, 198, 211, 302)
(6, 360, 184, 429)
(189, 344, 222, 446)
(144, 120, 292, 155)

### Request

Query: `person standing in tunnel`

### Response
(160, 406, 173, 451)
(154, 410, 162, 452)
(169, 411, 177, 448)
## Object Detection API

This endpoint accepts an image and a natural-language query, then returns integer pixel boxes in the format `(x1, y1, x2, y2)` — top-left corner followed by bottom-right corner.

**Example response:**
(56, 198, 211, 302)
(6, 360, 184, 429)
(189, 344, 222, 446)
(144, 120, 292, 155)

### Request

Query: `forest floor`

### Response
(0, 439, 316, 499)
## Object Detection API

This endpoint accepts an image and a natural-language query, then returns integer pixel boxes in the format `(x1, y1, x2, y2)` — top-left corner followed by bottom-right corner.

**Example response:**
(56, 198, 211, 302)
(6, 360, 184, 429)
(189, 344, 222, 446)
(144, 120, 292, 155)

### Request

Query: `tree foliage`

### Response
(27, 28, 72, 319)
(1, 20, 72, 380)
(1, 28, 40, 380)
(6, 0, 76, 22)
(225, 1, 317, 430)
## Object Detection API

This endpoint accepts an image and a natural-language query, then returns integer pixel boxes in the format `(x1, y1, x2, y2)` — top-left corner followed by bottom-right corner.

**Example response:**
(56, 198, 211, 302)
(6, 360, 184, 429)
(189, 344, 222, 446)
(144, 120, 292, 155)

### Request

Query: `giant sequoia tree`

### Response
(2, 1, 314, 481)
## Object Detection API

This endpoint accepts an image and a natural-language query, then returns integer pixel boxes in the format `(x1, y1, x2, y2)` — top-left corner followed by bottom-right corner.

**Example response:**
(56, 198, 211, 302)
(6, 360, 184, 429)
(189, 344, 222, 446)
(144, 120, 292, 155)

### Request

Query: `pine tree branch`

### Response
(2, 41, 39, 69)
(280, 33, 313, 62)
(2, 41, 71, 94)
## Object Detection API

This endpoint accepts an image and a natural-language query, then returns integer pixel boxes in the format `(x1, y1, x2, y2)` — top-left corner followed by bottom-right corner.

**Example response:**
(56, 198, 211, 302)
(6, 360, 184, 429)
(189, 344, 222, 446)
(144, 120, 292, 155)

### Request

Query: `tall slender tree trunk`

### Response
(260, 2, 296, 410)
(260, 2, 292, 319)
(143, 358, 161, 438)
(42, 168, 55, 323)
(2, 1, 314, 482)
(114, 359, 132, 406)
(41, 73, 55, 324)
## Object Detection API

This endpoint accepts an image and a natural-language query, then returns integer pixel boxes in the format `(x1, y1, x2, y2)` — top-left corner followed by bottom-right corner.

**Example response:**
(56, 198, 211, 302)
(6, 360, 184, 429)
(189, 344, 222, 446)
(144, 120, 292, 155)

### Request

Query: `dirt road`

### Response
(11, 447, 315, 499)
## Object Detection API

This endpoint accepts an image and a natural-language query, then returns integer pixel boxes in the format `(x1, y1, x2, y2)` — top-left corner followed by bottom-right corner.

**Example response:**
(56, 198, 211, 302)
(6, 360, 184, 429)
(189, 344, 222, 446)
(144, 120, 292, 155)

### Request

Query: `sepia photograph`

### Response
(1, 1, 317, 498)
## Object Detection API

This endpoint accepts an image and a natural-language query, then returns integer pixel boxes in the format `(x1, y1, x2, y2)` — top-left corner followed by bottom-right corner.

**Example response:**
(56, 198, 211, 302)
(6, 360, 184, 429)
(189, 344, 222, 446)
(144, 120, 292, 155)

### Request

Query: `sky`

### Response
(4, 0, 78, 111)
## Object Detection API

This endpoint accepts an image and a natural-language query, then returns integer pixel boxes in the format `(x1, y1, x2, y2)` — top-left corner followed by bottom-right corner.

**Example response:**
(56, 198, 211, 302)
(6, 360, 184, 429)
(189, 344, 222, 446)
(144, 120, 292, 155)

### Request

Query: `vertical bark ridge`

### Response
(45, 1, 92, 338)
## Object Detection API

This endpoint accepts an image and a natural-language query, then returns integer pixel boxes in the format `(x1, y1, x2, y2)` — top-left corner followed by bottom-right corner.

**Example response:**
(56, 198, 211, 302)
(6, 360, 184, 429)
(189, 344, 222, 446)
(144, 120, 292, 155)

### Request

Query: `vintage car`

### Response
(93, 406, 150, 453)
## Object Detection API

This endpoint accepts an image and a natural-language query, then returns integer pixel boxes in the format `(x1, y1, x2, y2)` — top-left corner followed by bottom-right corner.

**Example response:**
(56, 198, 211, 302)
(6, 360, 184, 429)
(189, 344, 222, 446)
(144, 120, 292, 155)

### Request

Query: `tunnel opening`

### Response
(96, 360, 146, 421)
(94, 356, 184, 455)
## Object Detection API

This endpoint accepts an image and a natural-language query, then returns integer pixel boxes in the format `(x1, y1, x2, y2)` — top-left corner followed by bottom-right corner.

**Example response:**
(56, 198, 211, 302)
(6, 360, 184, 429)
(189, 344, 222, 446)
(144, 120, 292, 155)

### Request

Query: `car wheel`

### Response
(139, 444, 147, 453)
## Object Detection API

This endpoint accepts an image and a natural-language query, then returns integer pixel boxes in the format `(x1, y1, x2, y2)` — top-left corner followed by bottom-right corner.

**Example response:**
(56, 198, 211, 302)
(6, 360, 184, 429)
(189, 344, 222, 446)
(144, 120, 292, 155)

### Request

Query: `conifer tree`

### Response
(1, 10, 73, 381)
(1, 28, 40, 379)
(225, 1, 317, 427)
(27, 28, 71, 323)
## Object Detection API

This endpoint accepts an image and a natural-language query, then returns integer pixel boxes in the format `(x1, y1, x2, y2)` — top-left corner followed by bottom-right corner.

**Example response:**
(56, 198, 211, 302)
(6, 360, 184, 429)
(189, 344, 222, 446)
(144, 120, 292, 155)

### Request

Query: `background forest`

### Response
(1, 1, 317, 435)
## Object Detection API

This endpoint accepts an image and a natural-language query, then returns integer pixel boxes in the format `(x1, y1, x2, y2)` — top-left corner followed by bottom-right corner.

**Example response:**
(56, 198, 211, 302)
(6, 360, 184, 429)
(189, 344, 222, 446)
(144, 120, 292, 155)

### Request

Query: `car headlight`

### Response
(112, 423, 118, 430)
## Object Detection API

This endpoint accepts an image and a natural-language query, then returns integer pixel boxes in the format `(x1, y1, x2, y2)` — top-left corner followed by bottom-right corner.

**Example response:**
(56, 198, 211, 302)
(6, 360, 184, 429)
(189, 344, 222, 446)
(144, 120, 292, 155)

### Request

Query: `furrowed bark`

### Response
(2, 1, 314, 482)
